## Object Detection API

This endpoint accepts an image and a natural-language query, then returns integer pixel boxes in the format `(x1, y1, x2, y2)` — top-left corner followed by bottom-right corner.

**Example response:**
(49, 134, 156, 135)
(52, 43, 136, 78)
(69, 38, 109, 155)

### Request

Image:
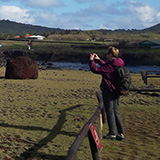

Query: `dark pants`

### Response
(102, 90, 124, 135)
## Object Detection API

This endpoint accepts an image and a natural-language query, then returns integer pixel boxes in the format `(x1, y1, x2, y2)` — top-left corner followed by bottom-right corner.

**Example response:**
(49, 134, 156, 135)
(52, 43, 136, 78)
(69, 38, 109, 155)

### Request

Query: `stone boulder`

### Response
(5, 56, 38, 79)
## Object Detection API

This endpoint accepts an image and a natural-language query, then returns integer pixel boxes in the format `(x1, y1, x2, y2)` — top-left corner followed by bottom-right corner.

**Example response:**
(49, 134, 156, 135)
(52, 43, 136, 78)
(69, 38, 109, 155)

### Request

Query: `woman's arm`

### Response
(89, 60, 112, 74)
(90, 53, 106, 66)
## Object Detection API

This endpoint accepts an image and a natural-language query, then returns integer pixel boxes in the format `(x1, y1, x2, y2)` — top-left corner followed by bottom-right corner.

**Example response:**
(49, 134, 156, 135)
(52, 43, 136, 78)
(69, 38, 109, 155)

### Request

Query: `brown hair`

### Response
(107, 46, 119, 58)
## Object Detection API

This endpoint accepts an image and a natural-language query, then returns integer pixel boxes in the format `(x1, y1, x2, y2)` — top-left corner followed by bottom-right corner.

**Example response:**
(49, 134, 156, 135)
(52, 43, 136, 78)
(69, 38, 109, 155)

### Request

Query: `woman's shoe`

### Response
(104, 134, 116, 140)
(116, 134, 124, 141)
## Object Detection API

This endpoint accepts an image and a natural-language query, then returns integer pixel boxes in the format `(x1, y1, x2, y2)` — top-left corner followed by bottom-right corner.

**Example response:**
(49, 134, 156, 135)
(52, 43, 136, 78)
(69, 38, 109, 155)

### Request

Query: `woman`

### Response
(89, 46, 124, 141)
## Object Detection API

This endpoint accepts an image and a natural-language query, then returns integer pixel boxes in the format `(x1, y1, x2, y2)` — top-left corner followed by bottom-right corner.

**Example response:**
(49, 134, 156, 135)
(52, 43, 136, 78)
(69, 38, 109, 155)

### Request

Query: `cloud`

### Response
(156, 12, 160, 19)
(0, 0, 64, 8)
(128, 2, 155, 27)
(92, 1, 159, 30)
(0, 6, 34, 24)
(0, 0, 159, 30)
(76, 0, 101, 3)
(26, 0, 64, 7)
(32, 1, 141, 30)
(30, 8, 94, 30)
(0, 0, 13, 1)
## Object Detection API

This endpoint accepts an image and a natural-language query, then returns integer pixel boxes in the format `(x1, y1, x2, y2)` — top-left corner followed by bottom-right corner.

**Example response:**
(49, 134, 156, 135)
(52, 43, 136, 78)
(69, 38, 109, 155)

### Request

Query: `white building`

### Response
(28, 35, 45, 40)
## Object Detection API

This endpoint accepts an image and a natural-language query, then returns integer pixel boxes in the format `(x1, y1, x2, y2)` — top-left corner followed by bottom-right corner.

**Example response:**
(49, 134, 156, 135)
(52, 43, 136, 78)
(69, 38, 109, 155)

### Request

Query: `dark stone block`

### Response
(5, 56, 38, 79)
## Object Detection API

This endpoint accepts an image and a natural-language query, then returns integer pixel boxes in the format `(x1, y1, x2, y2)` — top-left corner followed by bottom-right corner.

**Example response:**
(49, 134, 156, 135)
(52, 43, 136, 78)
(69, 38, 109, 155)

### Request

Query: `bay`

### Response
(39, 61, 160, 73)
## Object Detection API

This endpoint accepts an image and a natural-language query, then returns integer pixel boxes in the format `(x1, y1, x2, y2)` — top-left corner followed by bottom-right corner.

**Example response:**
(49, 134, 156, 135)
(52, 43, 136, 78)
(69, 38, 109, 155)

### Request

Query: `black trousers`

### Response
(102, 90, 124, 135)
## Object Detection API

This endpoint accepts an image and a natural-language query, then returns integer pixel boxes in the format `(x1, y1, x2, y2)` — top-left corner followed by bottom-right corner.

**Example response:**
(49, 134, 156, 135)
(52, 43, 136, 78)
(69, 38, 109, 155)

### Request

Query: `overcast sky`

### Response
(0, 0, 160, 30)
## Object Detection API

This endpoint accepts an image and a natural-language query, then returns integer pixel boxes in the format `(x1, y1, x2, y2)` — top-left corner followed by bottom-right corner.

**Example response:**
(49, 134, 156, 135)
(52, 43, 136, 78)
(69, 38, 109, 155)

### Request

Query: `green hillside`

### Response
(0, 19, 160, 35)
(0, 20, 61, 34)
(142, 23, 160, 32)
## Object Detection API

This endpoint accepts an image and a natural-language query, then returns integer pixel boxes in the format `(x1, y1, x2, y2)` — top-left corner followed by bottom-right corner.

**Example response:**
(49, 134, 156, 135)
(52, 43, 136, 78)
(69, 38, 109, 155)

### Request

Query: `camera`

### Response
(94, 55, 96, 57)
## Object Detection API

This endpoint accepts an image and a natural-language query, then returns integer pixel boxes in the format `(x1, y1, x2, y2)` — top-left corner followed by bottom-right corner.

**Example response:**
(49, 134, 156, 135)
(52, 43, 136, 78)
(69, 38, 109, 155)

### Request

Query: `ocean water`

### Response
(39, 61, 160, 73)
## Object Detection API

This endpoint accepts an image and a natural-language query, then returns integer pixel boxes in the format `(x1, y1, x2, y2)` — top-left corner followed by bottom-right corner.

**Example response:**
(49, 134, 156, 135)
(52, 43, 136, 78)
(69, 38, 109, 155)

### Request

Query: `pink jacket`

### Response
(89, 58, 124, 92)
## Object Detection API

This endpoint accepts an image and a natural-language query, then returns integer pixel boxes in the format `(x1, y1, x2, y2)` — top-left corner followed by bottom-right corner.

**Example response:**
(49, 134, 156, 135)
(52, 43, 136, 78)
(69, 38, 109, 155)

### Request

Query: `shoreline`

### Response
(0, 48, 160, 67)
(38, 61, 160, 73)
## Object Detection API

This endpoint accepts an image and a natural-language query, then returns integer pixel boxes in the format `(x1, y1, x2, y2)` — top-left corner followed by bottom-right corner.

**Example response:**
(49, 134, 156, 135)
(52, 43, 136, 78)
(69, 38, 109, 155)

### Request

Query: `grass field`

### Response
(0, 67, 159, 160)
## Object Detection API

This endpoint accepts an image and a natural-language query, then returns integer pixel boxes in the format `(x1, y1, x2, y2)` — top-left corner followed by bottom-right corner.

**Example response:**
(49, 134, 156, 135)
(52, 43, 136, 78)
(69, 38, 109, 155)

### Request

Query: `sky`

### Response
(0, 0, 160, 30)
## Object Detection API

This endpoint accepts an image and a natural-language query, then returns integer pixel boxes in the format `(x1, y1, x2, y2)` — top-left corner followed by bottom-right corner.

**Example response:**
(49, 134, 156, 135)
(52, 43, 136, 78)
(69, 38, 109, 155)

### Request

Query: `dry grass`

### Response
(0, 67, 159, 160)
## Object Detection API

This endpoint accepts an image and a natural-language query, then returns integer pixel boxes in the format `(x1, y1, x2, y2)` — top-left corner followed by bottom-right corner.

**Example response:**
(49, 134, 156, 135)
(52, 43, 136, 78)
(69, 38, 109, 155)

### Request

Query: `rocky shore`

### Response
(0, 48, 160, 67)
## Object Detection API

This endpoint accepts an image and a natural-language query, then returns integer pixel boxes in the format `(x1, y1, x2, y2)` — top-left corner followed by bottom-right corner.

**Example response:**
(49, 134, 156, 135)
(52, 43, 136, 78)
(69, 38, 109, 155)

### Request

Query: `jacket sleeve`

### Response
(89, 60, 113, 74)
(98, 59, 106, 66)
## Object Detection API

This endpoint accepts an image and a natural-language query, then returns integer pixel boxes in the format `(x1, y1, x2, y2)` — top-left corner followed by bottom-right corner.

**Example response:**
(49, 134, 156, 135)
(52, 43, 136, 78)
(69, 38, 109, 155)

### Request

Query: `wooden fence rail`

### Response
(66, 91, 104, 160)
(141, 70, 160, 85)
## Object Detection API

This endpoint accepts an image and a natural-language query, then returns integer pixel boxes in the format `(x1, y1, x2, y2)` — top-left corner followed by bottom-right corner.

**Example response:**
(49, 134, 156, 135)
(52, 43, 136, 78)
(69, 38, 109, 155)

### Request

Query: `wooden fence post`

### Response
(98, 113, 103, 139)
(96, 91, 105, 140)
(67, 91, 104, 160)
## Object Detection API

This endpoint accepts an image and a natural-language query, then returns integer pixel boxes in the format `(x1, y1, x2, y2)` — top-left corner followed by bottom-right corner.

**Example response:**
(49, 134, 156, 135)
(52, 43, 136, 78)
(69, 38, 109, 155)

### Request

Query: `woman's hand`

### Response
(93, 53, 100, 60)
(90, 53, 95, 60)
(90, 53, 100, 60)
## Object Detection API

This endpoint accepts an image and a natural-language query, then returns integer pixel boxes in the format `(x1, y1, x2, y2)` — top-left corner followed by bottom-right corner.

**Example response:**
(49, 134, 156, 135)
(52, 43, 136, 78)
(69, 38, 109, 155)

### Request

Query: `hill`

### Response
(1, 19, 160, 35)
(98, 23, 160, 34)
(142, 23, 160, 32)
(0, 19, 62, 34)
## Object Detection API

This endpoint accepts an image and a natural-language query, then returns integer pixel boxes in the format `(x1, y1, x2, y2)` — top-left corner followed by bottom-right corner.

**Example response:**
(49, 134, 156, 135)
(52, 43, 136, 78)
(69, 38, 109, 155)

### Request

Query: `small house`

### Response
(28, 35, 45, 40)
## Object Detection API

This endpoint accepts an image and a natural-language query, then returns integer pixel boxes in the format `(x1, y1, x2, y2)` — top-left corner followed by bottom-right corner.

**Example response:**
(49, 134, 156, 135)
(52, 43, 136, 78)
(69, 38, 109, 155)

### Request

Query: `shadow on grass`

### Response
(0, 123, 52, 132)
(137, 92, 160, 97)
(12, 104, 82, 160)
